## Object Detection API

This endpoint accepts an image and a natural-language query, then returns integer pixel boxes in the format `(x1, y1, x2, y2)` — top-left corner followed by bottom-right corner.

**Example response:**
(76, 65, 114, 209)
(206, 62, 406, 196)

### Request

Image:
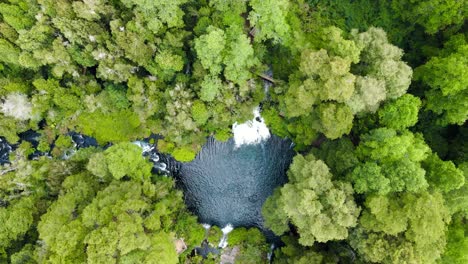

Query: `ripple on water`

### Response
(177, 135, 295, 230)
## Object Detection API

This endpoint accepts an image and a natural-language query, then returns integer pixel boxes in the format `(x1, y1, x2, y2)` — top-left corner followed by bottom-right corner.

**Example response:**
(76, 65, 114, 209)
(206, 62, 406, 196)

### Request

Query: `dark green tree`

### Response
(415, 35, 468, 125)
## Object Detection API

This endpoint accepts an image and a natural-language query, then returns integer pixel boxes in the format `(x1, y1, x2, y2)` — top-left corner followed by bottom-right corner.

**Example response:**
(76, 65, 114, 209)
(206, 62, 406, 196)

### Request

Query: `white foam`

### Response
(132, 141, 154, 153)
(218, 224, 234, 248)
(232, 107, 270, 148)
(221, 224, 234, 234)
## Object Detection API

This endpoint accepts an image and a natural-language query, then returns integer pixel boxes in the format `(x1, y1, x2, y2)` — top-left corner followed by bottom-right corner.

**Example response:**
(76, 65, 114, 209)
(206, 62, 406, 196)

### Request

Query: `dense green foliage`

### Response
(0, 0, 467, 263)
(264, 26, 412, 149)
(263, 154, 360, 245)
(0, 146, 209, 263)
(414, 34, 468, 125)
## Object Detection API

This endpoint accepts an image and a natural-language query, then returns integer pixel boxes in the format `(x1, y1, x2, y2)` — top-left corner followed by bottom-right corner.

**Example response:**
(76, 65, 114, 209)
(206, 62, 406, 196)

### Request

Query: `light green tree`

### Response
(350, 191, 451, 264)
(87, 142, 152, 181)
(444, 162, 468, 216)
(317, 102, 354, 140)
(37, 175, 203, 264)
(378, 94, 421, 130)
(248, 0, 291, 43)
(194, 26, 226, 75)
(346, 128, 430, 194)
(0, 197, 36, 259)
(266, 26, 412, 148)
(263, 154, 360, 246)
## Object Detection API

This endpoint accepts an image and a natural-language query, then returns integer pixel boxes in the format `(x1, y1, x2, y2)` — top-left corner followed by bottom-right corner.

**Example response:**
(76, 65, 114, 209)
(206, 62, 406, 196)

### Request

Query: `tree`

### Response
(346, 76, 386, 114)
(0, 197, 36, 259)
(10, 244, 35, 264)
(262, 154, 360, 246)
(226, 228, 269, 263)
(36, 175, 204, 263)
(191, 100, 210, 125)
(272, 235, 332, 264)
(0, 0, 38, 31)
(199, 75, 223, 102)
(0, 93, 32, 121)
(265, 26, 412, 148)
(261, 189, 289, 235)
(350, 191, 450, 263)
(356, 128, 430, 163)
(76, 110, 148, 144)
(344, 128, 431, 194)
(378, 94, 421, 130)
(317, 102, 354, 139)
(415, 35, 468, 125)
(37, 173, 100, 263)
(312, 138, 359, 176)
(248, 0, 291, 44)
(445, 162, 468, 216)
(298, 48, 356, 103)
(0, 39, 21, 66)
(439, 214, 468, 264)
(194, 26, 226, 76)
(348, 162, 391, 195)
(391, 0, 467, 34)
(126, 76, 163, 122)
(350, 27, 412, 100)
(87, 142, 153, 181)
(422, 154, 465, 193)
(223, 33, 258, 86)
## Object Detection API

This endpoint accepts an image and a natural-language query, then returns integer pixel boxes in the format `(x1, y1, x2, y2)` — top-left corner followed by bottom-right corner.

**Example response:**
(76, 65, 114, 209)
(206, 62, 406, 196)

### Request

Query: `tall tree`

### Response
(263, 154, 360, 246)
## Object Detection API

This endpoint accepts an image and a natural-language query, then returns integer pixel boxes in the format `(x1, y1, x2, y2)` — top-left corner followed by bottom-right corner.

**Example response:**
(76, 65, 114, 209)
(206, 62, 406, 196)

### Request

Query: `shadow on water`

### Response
(175, 135, 295, 232)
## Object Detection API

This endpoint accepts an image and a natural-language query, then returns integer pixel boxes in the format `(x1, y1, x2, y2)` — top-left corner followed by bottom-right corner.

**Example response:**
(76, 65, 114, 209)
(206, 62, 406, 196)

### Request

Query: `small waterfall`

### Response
(132, 140, 154, 153)
(290, 141, 295, 149)
(232, 107, 270, 148)
(132, 139, 180, 176)
(133, 140, 166, 174)
(218, 224, 234, 248)
(61, 148, 77, 160)
(267, 243, 275, 263)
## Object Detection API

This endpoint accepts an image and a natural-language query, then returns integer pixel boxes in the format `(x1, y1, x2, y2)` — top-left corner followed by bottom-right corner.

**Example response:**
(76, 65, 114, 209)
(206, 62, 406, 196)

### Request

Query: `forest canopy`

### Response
(0, 0, 467, 263)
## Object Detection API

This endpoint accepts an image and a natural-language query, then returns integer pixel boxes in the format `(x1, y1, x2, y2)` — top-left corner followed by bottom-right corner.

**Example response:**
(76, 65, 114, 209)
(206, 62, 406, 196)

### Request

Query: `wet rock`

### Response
(220, 246, 240, 264)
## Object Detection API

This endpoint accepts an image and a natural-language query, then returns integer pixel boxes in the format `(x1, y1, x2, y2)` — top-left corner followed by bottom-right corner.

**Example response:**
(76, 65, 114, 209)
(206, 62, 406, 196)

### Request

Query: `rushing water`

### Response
(176, 135, 295, 230)
(0, 137, 12, 165)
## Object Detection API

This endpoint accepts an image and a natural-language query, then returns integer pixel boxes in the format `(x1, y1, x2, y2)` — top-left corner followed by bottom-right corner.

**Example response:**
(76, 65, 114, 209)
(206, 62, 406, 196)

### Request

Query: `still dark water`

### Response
(177, 136, 295, 229)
